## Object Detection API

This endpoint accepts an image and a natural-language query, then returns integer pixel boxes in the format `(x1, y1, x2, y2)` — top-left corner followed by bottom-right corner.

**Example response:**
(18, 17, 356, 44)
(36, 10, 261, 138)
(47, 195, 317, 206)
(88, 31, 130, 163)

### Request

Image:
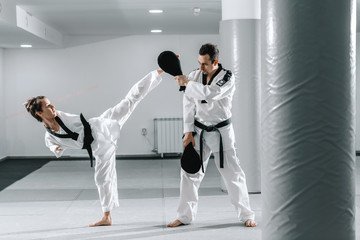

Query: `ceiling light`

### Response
(151, 29, 162, 33)
(193, 7, 200, 16)
(20, 44, 32, 48)
(149, 9, 163, 14)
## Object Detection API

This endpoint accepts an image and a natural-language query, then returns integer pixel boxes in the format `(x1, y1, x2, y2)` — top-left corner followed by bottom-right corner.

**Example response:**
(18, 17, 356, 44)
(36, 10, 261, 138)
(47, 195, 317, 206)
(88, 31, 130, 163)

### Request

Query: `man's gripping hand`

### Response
(174, 75, 189, 86)
(183, 132, 195, 148)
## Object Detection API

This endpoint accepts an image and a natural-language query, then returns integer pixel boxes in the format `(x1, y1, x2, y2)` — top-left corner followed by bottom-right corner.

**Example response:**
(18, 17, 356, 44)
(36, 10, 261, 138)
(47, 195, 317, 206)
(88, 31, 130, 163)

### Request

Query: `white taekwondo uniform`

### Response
(177, 64, 255, 224)
(44, 70, 162, 212)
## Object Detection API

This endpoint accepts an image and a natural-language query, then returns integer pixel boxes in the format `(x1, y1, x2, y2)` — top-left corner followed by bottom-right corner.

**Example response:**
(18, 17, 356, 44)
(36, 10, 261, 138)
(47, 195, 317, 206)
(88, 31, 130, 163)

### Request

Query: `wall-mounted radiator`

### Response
(153, 118, 183, 155)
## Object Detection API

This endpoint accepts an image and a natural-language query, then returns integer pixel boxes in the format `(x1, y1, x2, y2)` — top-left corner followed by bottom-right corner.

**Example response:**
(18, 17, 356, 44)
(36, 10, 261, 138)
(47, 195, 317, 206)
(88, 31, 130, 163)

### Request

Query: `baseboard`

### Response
(117, 153, 181, 159)
(2, 153, 182, 161)
(4, 151, 357, 161)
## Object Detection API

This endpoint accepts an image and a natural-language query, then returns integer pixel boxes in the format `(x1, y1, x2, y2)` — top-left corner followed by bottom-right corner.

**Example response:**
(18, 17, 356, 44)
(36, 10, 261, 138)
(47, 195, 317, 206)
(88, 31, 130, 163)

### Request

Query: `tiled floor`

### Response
(0, 158, 358, 240)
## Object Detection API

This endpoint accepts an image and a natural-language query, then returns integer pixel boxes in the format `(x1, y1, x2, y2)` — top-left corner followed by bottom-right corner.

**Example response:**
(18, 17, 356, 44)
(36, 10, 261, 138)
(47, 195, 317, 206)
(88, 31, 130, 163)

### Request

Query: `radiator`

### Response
(153, 118, 183, 155)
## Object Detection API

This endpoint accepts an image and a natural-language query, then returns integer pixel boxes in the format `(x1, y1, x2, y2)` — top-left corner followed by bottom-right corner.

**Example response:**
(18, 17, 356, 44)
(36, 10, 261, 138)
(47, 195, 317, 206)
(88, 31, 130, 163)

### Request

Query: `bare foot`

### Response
(89, 216, 112, 227)
(245, 219, 257, 227)
(167, 219, 184, 228)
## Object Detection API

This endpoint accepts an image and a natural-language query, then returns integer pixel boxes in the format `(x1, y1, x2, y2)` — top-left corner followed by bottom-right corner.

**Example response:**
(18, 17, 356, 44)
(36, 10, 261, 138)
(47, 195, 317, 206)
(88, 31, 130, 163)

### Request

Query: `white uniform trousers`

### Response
(92, 70, 161, 212)
(176, 143, 255, 224)
(95, 153, 119, 212)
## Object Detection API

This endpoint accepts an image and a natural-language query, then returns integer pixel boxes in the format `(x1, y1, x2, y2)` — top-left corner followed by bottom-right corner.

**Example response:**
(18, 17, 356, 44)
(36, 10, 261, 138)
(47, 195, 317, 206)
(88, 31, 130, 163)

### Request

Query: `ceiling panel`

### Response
(0, 0, 221, 48)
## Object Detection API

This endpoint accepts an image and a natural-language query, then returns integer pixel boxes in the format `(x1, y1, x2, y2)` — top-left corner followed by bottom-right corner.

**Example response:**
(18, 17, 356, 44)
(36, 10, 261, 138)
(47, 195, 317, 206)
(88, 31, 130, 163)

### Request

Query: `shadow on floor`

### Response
(0, 159, 50, 191)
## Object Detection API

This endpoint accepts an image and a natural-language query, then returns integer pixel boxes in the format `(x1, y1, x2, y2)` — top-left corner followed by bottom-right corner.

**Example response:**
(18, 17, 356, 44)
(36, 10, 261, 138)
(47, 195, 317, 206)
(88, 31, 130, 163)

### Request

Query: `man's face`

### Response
(36, 98, 56, 120)
(198, 54, 217, 75)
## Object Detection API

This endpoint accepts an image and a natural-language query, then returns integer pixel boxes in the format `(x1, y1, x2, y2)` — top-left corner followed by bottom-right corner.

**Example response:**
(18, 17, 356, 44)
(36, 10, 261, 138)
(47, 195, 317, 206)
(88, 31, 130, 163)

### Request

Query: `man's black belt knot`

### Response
(194, 118, 231, 169)
(203, 126, 216, 132)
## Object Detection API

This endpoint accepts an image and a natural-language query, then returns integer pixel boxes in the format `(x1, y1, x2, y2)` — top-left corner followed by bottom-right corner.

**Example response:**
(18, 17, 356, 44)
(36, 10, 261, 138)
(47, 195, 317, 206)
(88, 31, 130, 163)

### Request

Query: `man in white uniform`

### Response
(167, 43, 257, 227)
(24, 69, 163, 227)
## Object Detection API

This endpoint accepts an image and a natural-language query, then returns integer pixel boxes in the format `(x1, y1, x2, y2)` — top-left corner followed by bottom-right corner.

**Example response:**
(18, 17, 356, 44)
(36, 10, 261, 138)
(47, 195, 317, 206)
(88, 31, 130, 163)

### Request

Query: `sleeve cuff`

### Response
(48, 145, 63, 158)
(184, 124, 195, 133)
(152, 70, 162, 82)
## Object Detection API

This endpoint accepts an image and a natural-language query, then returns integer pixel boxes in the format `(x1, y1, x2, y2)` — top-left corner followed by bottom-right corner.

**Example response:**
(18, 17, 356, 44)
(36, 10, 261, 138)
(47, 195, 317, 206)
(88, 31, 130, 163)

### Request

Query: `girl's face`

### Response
(36, 98, 56, 121)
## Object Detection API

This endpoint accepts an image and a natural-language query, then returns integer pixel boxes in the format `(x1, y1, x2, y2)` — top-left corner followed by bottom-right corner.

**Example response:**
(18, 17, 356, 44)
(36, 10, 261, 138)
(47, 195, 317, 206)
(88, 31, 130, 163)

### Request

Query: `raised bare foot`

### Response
(167, 219, 184, 228)
(88, 216, 112, 227)
(245, 219, 257, 227)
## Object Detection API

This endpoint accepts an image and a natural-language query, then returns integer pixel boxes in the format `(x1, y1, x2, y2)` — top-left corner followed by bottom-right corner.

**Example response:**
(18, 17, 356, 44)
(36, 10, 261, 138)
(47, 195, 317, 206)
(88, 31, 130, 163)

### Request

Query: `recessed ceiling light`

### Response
(20, 44, 32, 48)
(193, 7, 200, 16)
(149, 9, 163, 14)
(151, 29, 162, 33)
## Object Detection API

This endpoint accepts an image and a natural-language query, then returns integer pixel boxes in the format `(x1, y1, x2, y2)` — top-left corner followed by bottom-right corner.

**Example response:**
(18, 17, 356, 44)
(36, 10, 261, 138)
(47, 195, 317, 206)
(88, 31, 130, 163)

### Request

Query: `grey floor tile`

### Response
(0, 189, 82, 202)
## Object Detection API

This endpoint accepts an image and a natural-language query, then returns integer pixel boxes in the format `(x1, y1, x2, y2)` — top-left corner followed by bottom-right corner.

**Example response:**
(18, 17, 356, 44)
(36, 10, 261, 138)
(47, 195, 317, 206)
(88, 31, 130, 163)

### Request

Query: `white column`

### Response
(0, 48, 6, 159)
(220, 0, 261, 192)
(222, 0, 260, 20)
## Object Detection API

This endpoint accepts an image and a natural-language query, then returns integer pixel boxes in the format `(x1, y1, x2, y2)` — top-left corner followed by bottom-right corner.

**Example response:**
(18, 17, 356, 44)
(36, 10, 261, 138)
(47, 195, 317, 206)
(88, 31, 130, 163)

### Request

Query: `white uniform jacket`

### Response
(183, 64, 236, 152)
(45, 70, 162, 161)
(44, 110, 120, 161)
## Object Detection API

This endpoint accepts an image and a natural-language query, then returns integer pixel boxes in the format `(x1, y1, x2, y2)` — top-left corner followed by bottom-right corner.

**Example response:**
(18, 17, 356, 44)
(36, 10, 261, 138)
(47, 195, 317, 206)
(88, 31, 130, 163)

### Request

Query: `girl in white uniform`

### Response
(25, 69, 163, 227)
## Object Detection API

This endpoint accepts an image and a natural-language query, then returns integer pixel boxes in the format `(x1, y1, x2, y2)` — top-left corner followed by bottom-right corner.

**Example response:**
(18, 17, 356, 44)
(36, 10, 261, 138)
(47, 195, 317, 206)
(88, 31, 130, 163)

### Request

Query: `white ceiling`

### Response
(1, 0, 359, 49)
(0, 0, 222, 48)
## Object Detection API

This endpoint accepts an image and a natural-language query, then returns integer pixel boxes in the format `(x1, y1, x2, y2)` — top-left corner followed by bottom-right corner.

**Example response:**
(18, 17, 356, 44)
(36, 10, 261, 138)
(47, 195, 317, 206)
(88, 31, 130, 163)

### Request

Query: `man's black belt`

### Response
(46, 113, 94, 167)
(194, 118, 231, 169)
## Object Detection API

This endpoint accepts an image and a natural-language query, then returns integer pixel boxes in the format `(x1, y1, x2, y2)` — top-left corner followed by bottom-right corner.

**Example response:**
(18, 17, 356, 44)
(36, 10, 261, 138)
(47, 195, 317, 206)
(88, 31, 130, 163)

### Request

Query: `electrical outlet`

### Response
(141, 128, 147, 136)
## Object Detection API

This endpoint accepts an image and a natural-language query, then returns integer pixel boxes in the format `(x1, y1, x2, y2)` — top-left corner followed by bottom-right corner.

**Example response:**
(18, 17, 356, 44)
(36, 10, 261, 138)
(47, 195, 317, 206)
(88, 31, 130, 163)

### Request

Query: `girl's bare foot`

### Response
(89, 212, 112, 227)
(245, 219, 257, 227)
(167, 219, 184, 227)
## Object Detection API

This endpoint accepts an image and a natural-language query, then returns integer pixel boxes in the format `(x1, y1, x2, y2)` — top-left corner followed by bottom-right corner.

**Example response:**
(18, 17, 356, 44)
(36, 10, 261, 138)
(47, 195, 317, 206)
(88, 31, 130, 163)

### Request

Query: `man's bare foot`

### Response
(245, 219, 257, 227)
(167, 219, 184, 228)
(89, 216, 112, 227)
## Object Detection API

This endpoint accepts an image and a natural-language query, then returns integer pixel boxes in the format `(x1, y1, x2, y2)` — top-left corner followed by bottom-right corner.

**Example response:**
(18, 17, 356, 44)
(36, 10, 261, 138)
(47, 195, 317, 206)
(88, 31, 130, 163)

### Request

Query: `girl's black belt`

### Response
(80, 114, 94, 167)
(46, 113, 94, 167)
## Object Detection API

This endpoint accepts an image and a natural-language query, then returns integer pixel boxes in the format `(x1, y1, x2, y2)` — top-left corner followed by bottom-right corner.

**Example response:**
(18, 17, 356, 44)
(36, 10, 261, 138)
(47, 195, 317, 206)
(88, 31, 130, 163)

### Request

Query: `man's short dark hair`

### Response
(199, 43, 219, 63)
(24, 96, 45, 122)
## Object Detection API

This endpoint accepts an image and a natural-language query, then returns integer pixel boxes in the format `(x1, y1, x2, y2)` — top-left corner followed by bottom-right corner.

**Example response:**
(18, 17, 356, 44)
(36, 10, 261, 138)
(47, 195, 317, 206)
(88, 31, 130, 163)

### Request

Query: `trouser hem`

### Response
(177, 217, 191, 225)
(239, 214, 255, 222)
(102, 201, 119, 213)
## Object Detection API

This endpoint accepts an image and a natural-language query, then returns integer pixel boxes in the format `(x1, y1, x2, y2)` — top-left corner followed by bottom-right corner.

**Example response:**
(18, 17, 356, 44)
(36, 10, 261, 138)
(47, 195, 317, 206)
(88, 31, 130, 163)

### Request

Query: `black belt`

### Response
(195, 118, 231, 169)
(47, 116, 79, 140)
(46, 113, 94, 167)
(80, 114, 94, 168)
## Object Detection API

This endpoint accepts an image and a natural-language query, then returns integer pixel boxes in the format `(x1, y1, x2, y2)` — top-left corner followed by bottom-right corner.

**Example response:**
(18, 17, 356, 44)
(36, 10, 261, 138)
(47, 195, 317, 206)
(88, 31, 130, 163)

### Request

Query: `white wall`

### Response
(3, 34, 219, 157)
(0, 48, 6, 159)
